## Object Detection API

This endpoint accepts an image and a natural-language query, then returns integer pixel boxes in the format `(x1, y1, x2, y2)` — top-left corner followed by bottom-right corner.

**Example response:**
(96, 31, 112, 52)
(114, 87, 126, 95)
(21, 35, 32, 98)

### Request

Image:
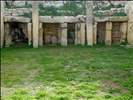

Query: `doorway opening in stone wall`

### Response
(43, 23, 60, 46)
(112, 22, 122, 45)
(4, 22, 28, 47)
(97, 22, 106, 44)
(67, 23, 75, 45)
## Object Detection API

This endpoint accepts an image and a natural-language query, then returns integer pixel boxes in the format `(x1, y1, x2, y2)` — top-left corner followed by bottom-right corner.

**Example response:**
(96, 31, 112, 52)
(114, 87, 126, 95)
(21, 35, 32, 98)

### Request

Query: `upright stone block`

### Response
(1, 1, 4, 48)
(58, 24, 61, 43)
(28, 23, 32, 46)
(32, 1, 39, 48)
(80, 23, 85, 45)
(39, 23, 43, 46)
(127, 23, 133, 46)
(61, 23, 67, 46)
(75, 23, 81, 45)
(120, 22, 127, 43)
(105, 22, 112, 45)
(4, 23, 12, 46)
(86, 1, 93, 46)
(93, 22, 97, 44)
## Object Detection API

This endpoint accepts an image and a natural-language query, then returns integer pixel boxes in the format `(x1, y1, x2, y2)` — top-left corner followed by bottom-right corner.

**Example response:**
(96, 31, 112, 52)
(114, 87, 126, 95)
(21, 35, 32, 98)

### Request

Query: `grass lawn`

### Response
(1, 45, 133, 100)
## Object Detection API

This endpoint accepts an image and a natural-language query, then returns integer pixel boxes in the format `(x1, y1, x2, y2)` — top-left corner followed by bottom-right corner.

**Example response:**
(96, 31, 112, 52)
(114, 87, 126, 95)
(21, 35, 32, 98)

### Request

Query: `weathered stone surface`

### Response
(125, 1, 133, 23)
(39, 23, 43, 46)
(1, 1, 4, 48)
(61, 23, 67, 46)
(4, 23, 12, 46)
(39, 16, 78, 23)
(4, 16, 31, 23)
(45, 35, 51, 44)
(93, 22, 97, 44)
(28, 23, 32, 46)
(80, 23, 85, 45)
(109, 17, 128, 22)
(86, 1, 93, 46)
(127, 23, 133, 46)
(13, 1, 26, 7)
(51, 36, 58, 44)
(75, 23, 81, 45)
(105, 22, 112, 45)
(120, 22, 127, 43)
(32, 1, 39, 48)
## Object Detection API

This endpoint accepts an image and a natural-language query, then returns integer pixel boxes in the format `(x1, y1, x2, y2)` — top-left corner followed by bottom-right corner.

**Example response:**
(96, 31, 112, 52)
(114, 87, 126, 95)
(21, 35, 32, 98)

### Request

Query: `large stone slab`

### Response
(39, 16, 78, 23)
(4, 16, 31, 23)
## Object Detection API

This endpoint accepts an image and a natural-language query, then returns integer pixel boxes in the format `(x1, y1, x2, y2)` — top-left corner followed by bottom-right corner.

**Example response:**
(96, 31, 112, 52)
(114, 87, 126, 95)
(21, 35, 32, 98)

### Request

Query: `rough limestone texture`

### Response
(28, 23, 32, 46)
(51, 36, 58, 44)
(120, 22, 127, 43)
(75, 23, 81, 45)
(4, 23, 12, 46)
(32, 1, 39, 48)
(80, 23, 85, 45)
(61, 23, 67, 46)
(1, 1, 4, 48)
(105, 22, 112, 45)
(86, 1, 93, 46)
(93, 22, 97, 44)
(125, 1, 133, 46)
(39, 23, 43, 46)
(45, 35, 51, 44)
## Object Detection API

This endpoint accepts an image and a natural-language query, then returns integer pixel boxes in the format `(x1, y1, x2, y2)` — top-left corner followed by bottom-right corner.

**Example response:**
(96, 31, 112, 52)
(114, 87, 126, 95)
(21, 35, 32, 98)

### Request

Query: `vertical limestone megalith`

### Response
(86, 1, 93, 46)
(39, 23, 43, 46)
(105, 22, 112, 45)
(61, 23, 67, 46)
(125, 1, 133, 46)
(75, 23, 81, 45)
(4, 23, 12, 46)
(80, 23, 85, 45)
(93, 22, 97, 45)
(1, 1, 4, 48)
(32, 1, 39, 48)
(120, 22, 127, 43)
(28, 23, 32, 46)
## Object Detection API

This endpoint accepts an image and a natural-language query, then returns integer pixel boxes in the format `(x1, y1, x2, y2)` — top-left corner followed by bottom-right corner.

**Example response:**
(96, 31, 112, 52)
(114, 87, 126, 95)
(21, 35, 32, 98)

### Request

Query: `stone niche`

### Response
(97, 22, 106, 44)
(4, 22, 28, 46)
(67, 23, 75, 45)
(43, 23, 60, 45)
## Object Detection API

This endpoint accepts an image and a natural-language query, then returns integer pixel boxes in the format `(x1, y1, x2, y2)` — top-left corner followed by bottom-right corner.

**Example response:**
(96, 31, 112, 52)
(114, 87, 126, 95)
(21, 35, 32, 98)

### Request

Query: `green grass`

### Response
(1, 45, 133, 100)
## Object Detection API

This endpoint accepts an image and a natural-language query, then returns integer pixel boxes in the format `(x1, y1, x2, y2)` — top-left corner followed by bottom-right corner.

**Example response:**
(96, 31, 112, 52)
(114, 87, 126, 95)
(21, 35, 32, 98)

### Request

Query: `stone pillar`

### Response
(28, 23, 32, 46)
(105, 22, 112, 45)
(58, 24, 61, 43)
(124, 1, 133, 46)
(120, 22, 127, 43)
(80, 23, 85, 45)
(1, 1, 4, 48)
(4, 23, 12, 46)
(32, 1, 39, 48)
(86, 1, 93, 46)
(93, 22, 97, 44)
(39, 23, 43, 46)
(61, 23, 67, 46)
(75, 23, 81, 45)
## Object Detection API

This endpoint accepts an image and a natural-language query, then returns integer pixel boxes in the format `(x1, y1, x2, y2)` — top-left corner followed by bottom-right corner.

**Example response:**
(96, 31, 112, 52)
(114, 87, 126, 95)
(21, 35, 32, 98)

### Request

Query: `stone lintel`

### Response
(39, 16, 78, 23)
